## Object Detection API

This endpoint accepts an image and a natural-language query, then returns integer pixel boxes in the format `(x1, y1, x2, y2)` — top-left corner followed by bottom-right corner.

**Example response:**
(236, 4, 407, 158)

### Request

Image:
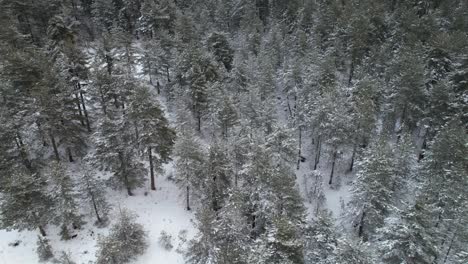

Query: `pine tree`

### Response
(94, 114, 146, 196)
(304, 211, 338, 264)
(187, 192, 250, 264)
(174, 129, 206, 210)
(377, 201, 438, 264)
(127, 85, 176, 191)
(48, 162, 84, 240)
(348, 139, 396, 240)
(79, 166, 111, 225)
(0, 170, 53, 237)
(207, 32, 234, 71)
(95, 209, 148, 264)
(36, 235, 54, 262)
(56, 251, 76, 264)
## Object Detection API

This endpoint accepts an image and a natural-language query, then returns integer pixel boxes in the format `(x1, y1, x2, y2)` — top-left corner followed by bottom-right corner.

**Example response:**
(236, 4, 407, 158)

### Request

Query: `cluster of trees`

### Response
(0, 0, 467, 263)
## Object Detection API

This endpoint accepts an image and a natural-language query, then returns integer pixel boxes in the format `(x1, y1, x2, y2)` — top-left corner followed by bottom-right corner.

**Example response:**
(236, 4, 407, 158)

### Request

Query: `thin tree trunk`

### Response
(134, 122, 140, 152)
(156, 81, 161, 95)
(349, 142, 357, 172)
(99, 85, 107, 116)
(418, 136, 427, 162)
(297, 126, 302, 170)
(314, 136, 321, 170)
(443, 232, 456, 263)
(329, 150, 337, 185)
(197, 113, 201, 132)
(348, 55, 355, 86)
(166, 65, 170, 82)
(67, 147, 73, 162)
(358, 211, 366, 239)
(91, 194, 102, 223)
(186, 185, 191, 211)
(15, 133, 32, 170)
(38, 225, 46, 237)
(75, 93, 85, 126)
(286, 94, 292, 118)
(119, 152, 132, 196)
(49, 132, 60, 162)
(79, 88, 91, 132)
(149, 147, 156, 191)
(37, 122, 48, 146)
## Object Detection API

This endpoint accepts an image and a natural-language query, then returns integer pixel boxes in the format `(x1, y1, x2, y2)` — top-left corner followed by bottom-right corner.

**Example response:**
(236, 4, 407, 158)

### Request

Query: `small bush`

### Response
(159, 230, 173, 250)
(55, 251, 76, 264)
(95, 209, 148, 264)
(36, 235, 53, 262)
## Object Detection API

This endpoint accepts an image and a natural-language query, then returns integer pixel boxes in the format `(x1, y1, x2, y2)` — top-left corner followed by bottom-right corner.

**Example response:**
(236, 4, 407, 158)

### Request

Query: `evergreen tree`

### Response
(36, 235, 54, 262)
(0, 170, 53, 237)
(48, 162, 84, 240)
(94, 114, 146, 196)
(377, 201, 438, 264)
(348, 139, 396, 240)
(95, 209, 148, 264)
(174, 129, 206, 210)
(127, 85, 176, 190)
(304, 211, 338, 264)
(79, 166, 111, 225)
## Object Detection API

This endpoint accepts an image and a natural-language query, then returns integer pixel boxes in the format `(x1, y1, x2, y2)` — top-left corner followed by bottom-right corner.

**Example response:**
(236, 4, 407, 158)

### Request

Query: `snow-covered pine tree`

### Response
(0, 170, 53, 237)
(127, 85, 176, 191)
(347, 139, 396, 240)
(36, 235, 54, 262)
(187, 190, 250, 264)
(304, 211, 338, 264)
(95, 209, 148, 264)
(48, 161, 84, 240)
(94, 114, 146, 196)
(174, 128, 206, 210)
(79, 166, 111, 225)
(377, 201, 438, 264)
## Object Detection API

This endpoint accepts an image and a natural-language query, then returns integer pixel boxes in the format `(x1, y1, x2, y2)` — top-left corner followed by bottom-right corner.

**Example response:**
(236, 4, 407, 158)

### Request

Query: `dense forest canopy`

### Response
(0, 0, 467, 263)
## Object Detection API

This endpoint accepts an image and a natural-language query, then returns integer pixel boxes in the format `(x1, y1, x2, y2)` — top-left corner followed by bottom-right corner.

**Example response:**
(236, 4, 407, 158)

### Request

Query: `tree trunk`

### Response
(67, 147, 74, 162)
(91, 194, 102, 223)
(38, 225, 46, 237)
(149, 147, 156, 191)
(75, 93, 85, 126)
(156, 81, 161, 95)
(79, 89, 91, 132)
(348, 55, 355, 86)
(99, 85, 107, 116)
(166, 65, 170, 82)
(37, 122, 48, 146)
(329, 150, 337, 185)
(49, 132, 60, 162)
(134, 122, 140, 153)
(286, 94, 292, 118)
(349, 142, 357, 172)
(15, 133, 32, 170)
(197, 113, 201, 132)
(119, 152, 132, 196)
(358, 211, 366, 239)
(297, 126, 302, 170)
(314, 136, 321, 170)
(443, 232, 456, 263)
(418, 136, 427, 162)
(186, 185, 191, 211)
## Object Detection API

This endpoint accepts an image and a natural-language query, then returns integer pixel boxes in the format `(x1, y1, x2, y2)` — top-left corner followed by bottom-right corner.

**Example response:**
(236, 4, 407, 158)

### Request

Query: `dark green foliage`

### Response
(48, 162, 84, 240)
(207, 33, 234, 71)
(95, 209, 148, 264)
(36, 235, 54, 262)
(0, 171, 53, 235)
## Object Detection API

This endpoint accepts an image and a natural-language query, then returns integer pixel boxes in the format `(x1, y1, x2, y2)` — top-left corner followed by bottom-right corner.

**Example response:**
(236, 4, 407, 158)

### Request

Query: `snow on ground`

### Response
(0, 163, 196, 264)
